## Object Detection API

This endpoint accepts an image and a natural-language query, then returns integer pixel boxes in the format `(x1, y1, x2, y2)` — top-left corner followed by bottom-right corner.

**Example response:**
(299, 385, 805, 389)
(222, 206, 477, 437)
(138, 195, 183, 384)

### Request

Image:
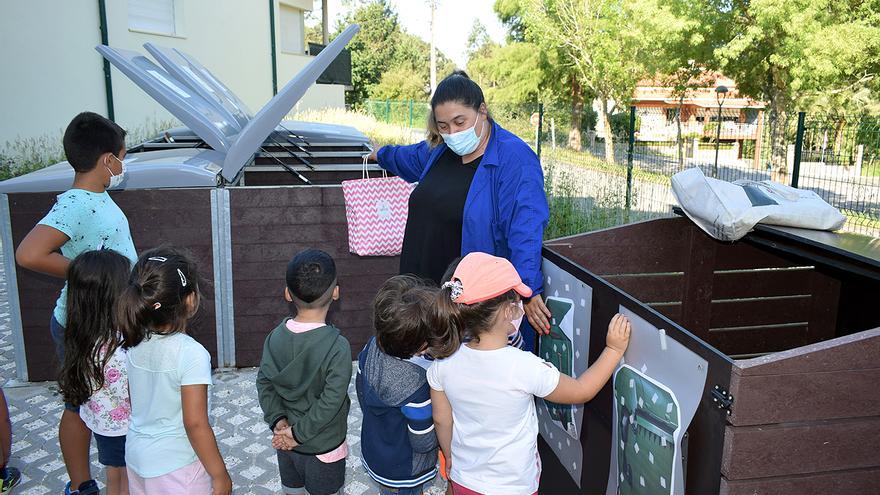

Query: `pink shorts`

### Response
(450, 480, 537, 495)
(127, 460, 212, 494)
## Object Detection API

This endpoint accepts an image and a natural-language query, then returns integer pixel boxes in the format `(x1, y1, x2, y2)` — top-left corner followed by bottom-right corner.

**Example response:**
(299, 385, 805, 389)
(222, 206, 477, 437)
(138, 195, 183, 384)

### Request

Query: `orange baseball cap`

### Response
(446, 252, 532, 304)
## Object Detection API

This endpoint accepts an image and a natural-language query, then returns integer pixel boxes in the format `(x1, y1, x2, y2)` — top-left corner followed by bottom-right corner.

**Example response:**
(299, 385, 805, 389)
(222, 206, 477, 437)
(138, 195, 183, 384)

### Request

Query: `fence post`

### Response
(385, 99, 391, 123)
(537, 103, 544, 160)
(408, 99, 414, 128)
(791, 111, 806, 188)
(626, 105, 636, 210)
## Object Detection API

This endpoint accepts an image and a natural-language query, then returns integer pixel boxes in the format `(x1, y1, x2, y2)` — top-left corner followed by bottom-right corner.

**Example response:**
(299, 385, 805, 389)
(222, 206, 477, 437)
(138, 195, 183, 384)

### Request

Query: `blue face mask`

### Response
(441, 117, 486, 156)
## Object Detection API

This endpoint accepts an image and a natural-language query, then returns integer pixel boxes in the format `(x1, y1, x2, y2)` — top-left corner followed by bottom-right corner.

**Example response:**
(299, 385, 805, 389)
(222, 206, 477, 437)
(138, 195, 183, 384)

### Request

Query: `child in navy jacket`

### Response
(356, 276, 444, 494)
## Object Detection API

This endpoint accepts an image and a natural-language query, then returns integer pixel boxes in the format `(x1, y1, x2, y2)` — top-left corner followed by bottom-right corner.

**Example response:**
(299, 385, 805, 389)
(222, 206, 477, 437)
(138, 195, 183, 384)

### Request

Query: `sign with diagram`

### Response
(606, 307, 708, 495)
(536, 258, 593, 488)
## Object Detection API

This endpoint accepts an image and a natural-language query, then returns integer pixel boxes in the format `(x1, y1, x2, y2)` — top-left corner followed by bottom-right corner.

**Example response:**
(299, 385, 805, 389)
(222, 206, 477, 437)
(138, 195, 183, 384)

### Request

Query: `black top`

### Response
(399, 148, 482, 284)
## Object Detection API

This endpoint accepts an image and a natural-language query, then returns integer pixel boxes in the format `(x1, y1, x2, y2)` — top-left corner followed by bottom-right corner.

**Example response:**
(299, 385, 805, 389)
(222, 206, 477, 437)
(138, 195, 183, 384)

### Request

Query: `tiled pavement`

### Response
(0, 240, 448, 494)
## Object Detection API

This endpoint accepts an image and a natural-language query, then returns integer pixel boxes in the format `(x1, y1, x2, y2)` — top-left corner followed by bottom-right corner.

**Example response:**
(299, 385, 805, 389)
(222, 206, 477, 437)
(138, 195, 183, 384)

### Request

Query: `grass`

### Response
(289, 107, 423, 149)
(0, 117, 177, 181)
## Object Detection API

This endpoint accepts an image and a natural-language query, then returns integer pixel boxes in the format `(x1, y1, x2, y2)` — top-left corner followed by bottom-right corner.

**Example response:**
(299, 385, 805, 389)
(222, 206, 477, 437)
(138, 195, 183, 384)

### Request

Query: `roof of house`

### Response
(633, 71, 765, 109)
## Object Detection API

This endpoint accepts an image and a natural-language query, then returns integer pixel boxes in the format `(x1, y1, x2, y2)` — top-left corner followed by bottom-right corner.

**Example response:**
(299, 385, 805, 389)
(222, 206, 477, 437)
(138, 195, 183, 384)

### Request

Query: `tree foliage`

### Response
(335, 0, 455, 106)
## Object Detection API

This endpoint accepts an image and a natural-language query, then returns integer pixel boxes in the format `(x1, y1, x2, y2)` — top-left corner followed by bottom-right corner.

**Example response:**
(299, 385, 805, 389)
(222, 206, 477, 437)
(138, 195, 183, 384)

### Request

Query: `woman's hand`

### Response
(367, 148, 378, 162)
(524, 296, 552, 334)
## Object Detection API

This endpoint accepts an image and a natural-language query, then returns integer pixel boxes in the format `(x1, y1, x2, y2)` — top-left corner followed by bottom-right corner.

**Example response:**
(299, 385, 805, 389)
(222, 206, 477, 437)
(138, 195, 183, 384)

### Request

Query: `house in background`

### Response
(0, 0, 349, 144)
(632, 73, 766, 167)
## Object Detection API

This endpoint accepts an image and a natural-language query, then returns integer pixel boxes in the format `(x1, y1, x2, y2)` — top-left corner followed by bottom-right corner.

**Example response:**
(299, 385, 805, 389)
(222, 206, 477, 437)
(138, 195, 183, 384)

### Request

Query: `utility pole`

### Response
(429, 0, 437, 94)
(321, 0, 329, 45)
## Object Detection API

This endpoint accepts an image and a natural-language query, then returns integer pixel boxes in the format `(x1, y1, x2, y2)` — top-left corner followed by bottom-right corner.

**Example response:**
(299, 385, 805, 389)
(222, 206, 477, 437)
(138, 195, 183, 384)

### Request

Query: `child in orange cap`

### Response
(427, 252, 631, 495)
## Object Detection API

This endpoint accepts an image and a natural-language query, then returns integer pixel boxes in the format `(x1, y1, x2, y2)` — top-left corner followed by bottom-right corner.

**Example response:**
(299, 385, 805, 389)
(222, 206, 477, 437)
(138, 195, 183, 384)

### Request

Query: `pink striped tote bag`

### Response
(341, 156, 416, 256)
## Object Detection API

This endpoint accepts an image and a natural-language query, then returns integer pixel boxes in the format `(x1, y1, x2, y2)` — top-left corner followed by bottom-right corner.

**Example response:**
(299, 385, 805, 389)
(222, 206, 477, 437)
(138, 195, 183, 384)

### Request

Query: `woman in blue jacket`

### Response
(368, 71, 552, 347)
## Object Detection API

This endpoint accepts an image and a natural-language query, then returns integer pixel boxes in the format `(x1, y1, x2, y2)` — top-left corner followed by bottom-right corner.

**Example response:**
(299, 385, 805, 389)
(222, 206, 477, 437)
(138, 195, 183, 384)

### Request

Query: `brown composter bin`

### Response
(537, 216, 880, 494)
(0, 25, 397, 380)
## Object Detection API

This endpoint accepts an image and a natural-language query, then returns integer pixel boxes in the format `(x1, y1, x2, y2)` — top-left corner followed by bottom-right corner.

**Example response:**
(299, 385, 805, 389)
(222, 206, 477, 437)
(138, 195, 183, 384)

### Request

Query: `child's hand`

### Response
(211, 472, 232, 495)
(272, 426, 299, 450)
(606, 314, 631, 354)
(273, 418, 289, 434)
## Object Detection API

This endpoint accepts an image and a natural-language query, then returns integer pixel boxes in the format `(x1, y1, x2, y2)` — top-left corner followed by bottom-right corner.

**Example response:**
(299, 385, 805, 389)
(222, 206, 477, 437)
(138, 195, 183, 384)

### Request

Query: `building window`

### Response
(129, 0, 177, 35)
(279, 5, 304, 54)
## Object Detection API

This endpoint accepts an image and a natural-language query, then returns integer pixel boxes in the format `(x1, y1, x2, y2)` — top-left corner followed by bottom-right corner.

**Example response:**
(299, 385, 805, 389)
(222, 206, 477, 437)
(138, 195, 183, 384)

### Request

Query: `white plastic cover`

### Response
(143, 43, 252, 129)
(95, 45, 238, 153)
(671, 167, 847, 241)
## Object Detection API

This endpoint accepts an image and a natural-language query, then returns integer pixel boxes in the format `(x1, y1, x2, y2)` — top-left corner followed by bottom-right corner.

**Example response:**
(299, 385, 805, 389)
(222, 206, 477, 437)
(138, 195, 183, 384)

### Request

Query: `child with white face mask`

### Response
(427, 252, 631, 495)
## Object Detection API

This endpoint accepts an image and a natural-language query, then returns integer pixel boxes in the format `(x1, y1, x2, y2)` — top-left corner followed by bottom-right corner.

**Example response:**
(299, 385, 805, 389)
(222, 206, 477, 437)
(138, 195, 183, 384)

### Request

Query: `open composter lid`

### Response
(143, 43, 252, 129)
(95, 45, 238, 154)
(219, 24, 359, 182)
(97, 24, 359, 183)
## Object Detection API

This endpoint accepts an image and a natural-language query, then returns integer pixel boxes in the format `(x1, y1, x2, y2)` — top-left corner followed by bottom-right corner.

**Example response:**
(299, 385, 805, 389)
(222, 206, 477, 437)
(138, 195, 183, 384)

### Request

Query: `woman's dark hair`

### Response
(373, 275, 439, 359)
(429, 257, 519, 358)
(59, 249, 131, 407)
(118, 247, 201, 348)
(430, 70, 486, 113)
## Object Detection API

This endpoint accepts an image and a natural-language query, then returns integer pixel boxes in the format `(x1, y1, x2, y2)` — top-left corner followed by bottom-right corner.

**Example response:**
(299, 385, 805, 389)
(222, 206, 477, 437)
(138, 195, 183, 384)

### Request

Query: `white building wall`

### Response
(0, 0, 346, 146)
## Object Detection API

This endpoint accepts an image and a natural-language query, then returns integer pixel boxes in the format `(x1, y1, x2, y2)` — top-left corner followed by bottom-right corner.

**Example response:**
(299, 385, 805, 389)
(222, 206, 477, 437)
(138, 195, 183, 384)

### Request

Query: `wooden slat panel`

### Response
(602, 274, 684, 303)
(10, 189, 217, 381)
(714, 241, 806, 271)
(707, 324, 811, 357)
(720, 467, 880, 495)
(729, 368, 880, 426)
(648, 303, 682, 323)
(713, 268, 813, 299)
(547, 218, 692, 274)
(680, 226, 717, 341)
(709, 296, 812, 329)
(733, 328, 880, 376)
(722, 417, 880, 480)
(230, 186, 398, 365)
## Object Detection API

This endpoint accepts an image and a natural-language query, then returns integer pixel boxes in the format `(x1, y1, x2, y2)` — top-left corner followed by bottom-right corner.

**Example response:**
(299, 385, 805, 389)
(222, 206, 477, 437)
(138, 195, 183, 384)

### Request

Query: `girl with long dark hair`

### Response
(59, 249, 132, 495)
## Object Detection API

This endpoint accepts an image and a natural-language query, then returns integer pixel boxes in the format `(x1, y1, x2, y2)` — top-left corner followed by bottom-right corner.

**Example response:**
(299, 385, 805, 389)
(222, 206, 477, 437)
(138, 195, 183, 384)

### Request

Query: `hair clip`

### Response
(177, 268, 187, 287)
(441, 279, 464, 302)
(153, 302, 162, 310)
(147, 256, 168, 263)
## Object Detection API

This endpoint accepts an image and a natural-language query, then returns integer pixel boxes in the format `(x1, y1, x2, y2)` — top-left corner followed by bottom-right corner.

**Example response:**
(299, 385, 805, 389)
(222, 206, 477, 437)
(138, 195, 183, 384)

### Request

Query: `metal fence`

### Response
(363, 100, 880, 239)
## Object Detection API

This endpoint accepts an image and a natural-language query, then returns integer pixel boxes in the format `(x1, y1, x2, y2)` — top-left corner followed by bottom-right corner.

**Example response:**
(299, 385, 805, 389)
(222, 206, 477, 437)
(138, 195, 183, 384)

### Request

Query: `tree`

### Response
(468, 42, 543, 103)
(522, 0, 688, 162)
(336, 0, 456, 106)
(466, 19, 493, 60)
(335, 0, 400, 106)
(715, 0, 880, 174)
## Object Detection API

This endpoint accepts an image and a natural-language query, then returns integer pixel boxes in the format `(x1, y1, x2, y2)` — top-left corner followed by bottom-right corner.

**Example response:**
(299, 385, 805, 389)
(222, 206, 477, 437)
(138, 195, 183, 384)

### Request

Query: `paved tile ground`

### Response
(0, 239, 448, 494)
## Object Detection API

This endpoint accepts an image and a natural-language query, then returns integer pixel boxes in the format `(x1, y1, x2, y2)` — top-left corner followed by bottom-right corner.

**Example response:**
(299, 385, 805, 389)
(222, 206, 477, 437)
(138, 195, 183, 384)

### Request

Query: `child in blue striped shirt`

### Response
(356, 275, 449, 495)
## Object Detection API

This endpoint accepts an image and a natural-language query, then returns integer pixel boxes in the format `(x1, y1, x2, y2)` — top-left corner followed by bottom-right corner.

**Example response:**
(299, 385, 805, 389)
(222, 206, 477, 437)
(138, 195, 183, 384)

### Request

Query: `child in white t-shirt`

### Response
(427, 252, 631, 495)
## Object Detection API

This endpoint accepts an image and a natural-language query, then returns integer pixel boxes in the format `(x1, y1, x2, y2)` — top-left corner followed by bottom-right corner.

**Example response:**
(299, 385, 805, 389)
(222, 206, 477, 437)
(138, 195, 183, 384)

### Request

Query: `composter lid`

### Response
(95, 45, 239, 154)
(143, 43, 252, 129)
(220, 24, 359, 182)
(96, 24, 360, 183)
(0, 149, 223, 194)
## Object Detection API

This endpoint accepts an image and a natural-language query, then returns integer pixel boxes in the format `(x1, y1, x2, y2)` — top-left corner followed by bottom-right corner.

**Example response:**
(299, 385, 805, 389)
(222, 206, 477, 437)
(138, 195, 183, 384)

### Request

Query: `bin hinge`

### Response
(711, 385, 733, 415)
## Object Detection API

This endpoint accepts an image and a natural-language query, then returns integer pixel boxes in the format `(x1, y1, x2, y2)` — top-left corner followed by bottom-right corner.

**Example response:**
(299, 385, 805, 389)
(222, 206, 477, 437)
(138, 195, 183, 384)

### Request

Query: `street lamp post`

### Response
(713, 85, 729, 178)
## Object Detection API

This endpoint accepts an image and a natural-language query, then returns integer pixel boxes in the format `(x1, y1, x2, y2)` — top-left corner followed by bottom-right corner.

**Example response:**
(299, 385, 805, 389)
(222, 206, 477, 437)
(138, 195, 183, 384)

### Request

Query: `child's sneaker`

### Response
(0, 467, 21, 493)
(63, 479, 98, 495)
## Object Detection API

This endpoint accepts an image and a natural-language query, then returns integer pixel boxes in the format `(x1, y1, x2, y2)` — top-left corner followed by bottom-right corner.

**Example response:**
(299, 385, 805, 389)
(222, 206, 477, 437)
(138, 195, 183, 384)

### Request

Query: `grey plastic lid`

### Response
(143, 43, 251, 129)
(97, 24, 359, 183)
(96, 45, 238, 153)
(220, 24, 360, 182)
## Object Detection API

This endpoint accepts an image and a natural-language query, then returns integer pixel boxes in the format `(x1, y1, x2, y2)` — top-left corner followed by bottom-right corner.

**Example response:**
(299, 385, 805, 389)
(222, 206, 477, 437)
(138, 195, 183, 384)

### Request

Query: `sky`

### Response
(310, 0, 507, 68)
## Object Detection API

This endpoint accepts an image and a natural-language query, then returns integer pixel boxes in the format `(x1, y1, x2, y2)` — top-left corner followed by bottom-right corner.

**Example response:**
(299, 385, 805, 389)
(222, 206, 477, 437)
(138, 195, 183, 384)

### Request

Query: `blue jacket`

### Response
(356, 338, 438, 488)
(377, 121, 549, 294)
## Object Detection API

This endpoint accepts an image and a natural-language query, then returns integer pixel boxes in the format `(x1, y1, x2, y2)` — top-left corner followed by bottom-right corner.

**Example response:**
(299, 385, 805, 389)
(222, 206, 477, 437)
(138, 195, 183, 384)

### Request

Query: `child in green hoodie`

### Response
(257, 249, 352, 495)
